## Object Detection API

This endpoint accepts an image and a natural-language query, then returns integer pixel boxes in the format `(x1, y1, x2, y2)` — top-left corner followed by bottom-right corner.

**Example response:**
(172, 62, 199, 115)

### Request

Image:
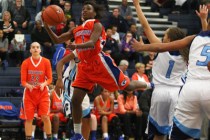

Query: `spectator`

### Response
(117, 90, 143, 140)
(63, 1, 74, 21)
(95, 0, 109, 11)
(94, 87, 123, 140)
(111, 25, 120, 43)
(142, 51, 155, 81)
(50, 0, 67, 8)
(31, 20, 54, 60)
(9, 0, 31, 34)
(35, 6, 46, 27)
(118, 59, 129, 77)
(130, 24, 140, 41)
(131, 63, 150, 99)
(103, 28, 122, 65)
(62, 19, 76, 33)
(1, 0, 24, 18)
(138, 89, 153, 140)
(107, 8, 129, 34)
(1, 11, 15, 44)
(121, 31, 140, 65)
(118, 0, 136, 26)
(0, 29, 8, 69)
(151, 0, 175, 13)
(49, 88, 68, 140)
(10, 30, 26, 66)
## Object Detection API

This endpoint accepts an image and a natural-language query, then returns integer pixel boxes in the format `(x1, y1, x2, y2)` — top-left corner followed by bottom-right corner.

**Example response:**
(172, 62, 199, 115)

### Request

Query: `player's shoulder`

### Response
(197, 30, 210, 37)
(22, 57, 30, 64)
(41, 57, 51, 63)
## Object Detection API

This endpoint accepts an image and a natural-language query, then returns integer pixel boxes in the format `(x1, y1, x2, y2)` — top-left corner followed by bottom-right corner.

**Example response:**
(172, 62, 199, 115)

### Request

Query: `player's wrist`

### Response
(146, 82, 154, 89)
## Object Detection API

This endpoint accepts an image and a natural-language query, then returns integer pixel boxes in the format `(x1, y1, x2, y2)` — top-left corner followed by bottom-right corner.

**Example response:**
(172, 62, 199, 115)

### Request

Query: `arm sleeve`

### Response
(117, 95, 126, 114)
(21, 60, 28, 87)
(45, 59, 53, 85)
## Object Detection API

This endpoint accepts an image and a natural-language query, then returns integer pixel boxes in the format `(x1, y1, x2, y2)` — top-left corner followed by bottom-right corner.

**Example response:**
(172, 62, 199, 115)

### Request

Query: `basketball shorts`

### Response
(20, 87, 50, 120)
(171, 80, 210, 139)
(72, 52, 130, 92)
(148, 85, 180, 135)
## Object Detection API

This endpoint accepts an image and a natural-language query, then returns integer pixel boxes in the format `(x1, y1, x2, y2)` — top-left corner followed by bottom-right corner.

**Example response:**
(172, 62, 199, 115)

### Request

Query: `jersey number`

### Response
(166, 60, 175, 79)
(196, 45, 210, 66)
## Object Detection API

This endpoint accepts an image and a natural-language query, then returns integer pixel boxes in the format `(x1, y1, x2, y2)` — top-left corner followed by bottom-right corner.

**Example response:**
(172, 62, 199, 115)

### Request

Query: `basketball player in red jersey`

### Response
(20, 42, 52, 140)
(44, 1, 152, 139)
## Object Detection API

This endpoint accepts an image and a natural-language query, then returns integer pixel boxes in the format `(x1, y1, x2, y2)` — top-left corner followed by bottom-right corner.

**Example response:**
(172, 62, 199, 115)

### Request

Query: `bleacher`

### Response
(0, 67, 23, 139)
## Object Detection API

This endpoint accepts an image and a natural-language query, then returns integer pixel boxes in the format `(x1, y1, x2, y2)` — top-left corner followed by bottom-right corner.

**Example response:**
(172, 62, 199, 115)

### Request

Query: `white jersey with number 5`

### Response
(187, 32, 210, 80)
(152, 52, 187, 86)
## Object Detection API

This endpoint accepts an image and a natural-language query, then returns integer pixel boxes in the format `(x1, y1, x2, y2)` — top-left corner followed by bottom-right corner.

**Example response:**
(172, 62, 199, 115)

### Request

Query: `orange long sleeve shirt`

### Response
(21, 56, 52, 88)
(117, 94, 138, 114)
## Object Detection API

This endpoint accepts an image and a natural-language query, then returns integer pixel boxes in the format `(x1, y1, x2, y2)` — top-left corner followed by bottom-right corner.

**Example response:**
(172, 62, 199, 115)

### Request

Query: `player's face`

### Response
(82, 4, 96, 20)
(30, 44, 41, 55)
(101, 89, 110, 97)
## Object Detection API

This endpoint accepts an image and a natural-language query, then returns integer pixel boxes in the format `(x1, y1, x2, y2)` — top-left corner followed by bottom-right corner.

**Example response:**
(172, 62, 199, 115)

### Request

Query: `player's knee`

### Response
(124, 83, 135, 91)
(52, 115, 59, 122)
(41, 115, 50, 122)
(91, 113, 97, 120)
(101, 115, 108, 122)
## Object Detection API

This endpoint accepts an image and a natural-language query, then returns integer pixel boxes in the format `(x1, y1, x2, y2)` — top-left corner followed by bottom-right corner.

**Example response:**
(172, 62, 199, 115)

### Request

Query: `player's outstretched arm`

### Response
(44, 22, 74, 44)
(196, 5, 208, 31)
(56, 52, 76, 80)
(131, 35, 195, 52)
(133, 0, 161, 43)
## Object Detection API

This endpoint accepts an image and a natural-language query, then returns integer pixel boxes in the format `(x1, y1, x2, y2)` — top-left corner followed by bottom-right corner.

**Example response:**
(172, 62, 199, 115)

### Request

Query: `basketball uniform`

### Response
(72, 19, 130, 92)
(20, 56, 52, 120)
(171, 31, 210, 139)
(49, 90, 67, 122)
(148, 51, 187, 136)
(62, 51, 91, 118)
(94, 95, 116, 123)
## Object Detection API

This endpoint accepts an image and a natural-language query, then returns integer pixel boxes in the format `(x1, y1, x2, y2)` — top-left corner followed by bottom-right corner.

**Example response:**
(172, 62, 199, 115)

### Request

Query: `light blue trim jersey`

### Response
(187, 31, 210, 80)
(152, 52, 187, 86)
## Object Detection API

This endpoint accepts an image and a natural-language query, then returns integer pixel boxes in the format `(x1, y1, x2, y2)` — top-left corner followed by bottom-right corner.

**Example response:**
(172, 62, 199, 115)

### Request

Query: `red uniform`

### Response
(94, 95, 116, 122)
(49, 90, 67, 122)
(19, 56, 52, 120)
(72, 19, 130, 92)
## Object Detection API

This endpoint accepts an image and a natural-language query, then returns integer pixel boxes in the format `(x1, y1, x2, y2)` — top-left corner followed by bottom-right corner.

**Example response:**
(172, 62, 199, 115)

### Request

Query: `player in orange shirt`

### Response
(44, 1, 152, 139)
(20, 42, 52, 140)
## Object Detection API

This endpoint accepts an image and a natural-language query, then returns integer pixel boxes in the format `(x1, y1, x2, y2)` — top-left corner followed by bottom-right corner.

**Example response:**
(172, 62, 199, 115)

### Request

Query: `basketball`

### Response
(42, 5, 65, 26)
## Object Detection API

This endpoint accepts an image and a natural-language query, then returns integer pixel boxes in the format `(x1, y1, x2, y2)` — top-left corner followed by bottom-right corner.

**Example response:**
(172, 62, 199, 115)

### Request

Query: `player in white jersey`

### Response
(131, 5, 210, 139)
(55, 50, 91, 140)
(132, 1, 188, 139)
